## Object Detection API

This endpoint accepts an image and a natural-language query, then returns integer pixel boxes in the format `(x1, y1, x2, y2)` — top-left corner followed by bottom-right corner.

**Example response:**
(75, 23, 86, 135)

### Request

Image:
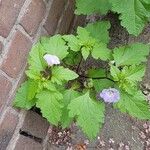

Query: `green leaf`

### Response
(77, 27, 111, 61)
(92, 43, 111, 61)
(43, 81, 57, 91)
(13, 81, 36, 110)
(87, 68, 106, 78)
(85, 21, 111, 44)
(75, 0, 111, 15)
(81, 47, 90, 60)
(77, 27, 94, 42)
(68, 92, 105, 139)
(51, 66, 79, 85)
(109, 0, 150, 35)
(110, 64, 146, 91)
(60, 90, 81, 128)
(93, 79, 114, 92)
(110, 65, 121, 81)
(27, 80, 39, 100)
(122, 65, 146, 84)
(63, 51, 82, 66)
(27, 42, 46, 77)
(36, 90, 63, 125)
(40, 35, 68, 59)
(115, 89, 150, 119)
(63, 35, 80, 52)
(113, 43, 150, 66)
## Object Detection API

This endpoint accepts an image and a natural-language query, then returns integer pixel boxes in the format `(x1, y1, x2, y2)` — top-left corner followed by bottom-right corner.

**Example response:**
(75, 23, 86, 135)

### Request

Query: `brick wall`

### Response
(0, 0, 85, 149)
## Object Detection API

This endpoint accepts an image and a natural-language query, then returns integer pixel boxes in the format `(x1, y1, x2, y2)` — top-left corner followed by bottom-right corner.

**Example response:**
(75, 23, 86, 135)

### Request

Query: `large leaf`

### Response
(63, 51, 82, 66)
(77, 27, 112, 60)
(122, 65, 146, 83)
(63, 35, 80, 52)
(36, 90, 63, 125)
(113, 43, 150, 66)
(40, 35, 68, 59)
(13, 81, 37, 110)
(92, 43, 111, 61)
(110, 64, 146, 92)
(109, 0, 150, 35)
(115, 89, 150, 119)
(27, 43, 46, 78)
(93, 79, 114, 92)
(75, 0, 111, 15)
(60, 90, 81, 128)
(87, 68, 106, 78)
(68, 92, 105, 139)
(51, 66, 79, 85)
(27, 80, 39, 100)
(85, 21, 111, 44)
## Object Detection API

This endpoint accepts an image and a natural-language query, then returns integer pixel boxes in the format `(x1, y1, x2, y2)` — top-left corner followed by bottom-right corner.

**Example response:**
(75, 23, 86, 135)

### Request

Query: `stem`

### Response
(78, 74, 115, 82)
(76, 56, 83, 73)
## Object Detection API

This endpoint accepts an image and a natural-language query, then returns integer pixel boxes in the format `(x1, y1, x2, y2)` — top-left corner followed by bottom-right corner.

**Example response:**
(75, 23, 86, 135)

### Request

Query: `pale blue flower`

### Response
(100, 88, 120, 103)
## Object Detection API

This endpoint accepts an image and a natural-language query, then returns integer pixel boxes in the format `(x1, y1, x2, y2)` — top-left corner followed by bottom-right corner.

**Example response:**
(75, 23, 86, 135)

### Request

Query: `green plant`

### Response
(13, 1, 150, 140)
(75, 0, 150, 36)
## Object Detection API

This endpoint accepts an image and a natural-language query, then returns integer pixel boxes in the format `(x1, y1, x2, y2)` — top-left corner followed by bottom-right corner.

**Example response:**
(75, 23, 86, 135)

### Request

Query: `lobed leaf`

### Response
(113, 43, 150, 66)
(68, 92, 105, 139)
(75, 0, 111, 15)
(115, 89, 150, 120)
(13, 81, 37, 110)
(36, 90, 63, 125)
(109, 0, 150, 36)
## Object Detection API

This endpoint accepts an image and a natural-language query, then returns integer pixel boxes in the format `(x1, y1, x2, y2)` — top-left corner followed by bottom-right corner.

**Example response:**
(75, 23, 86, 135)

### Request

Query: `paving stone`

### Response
(0, 108, 19, 150)
(14, 135, 43, 150)
(21, 110, 49, 140)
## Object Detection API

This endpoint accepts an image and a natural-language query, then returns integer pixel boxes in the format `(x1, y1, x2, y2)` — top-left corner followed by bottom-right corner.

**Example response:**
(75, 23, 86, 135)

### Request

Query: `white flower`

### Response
(43, 54, 60, 66)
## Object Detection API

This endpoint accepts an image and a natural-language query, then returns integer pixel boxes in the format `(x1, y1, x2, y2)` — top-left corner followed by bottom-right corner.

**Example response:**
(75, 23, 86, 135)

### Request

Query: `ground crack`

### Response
(19, 129, 43, 143)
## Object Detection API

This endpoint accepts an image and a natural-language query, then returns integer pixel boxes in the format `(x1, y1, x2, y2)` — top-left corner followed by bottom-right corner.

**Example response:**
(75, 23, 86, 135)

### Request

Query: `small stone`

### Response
(84, 140, 89, 145)
(146, 129, 149, 133)
(99, 140, 105, 147)
(109, 138, 115, 144)
(66, 146, 73, 150)
(143, 123, 148, 129)
(119, 142, 124, 147)
(58, 132, 62, 137)
(125, 145, 130, 150)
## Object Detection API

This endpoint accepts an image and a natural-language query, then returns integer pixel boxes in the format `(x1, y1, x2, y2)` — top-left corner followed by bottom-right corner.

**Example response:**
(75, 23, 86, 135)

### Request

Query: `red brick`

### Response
(0, 108, 18, 150)
(1, 30, 32, 78)
(14, 135, 43, 150)
(20, 0, 46, 36)
(0, 0, 25, 37)
(21, 111, 49, 139)
(44, 0, 67, 35)
(57, 0, 75, 34)
(70, 15, 86, 33)
(0, 74, 12, 111)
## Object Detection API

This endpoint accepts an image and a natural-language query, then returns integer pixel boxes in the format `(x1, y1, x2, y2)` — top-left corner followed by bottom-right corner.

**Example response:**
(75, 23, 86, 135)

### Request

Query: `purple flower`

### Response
(99, 88, 120, 103)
